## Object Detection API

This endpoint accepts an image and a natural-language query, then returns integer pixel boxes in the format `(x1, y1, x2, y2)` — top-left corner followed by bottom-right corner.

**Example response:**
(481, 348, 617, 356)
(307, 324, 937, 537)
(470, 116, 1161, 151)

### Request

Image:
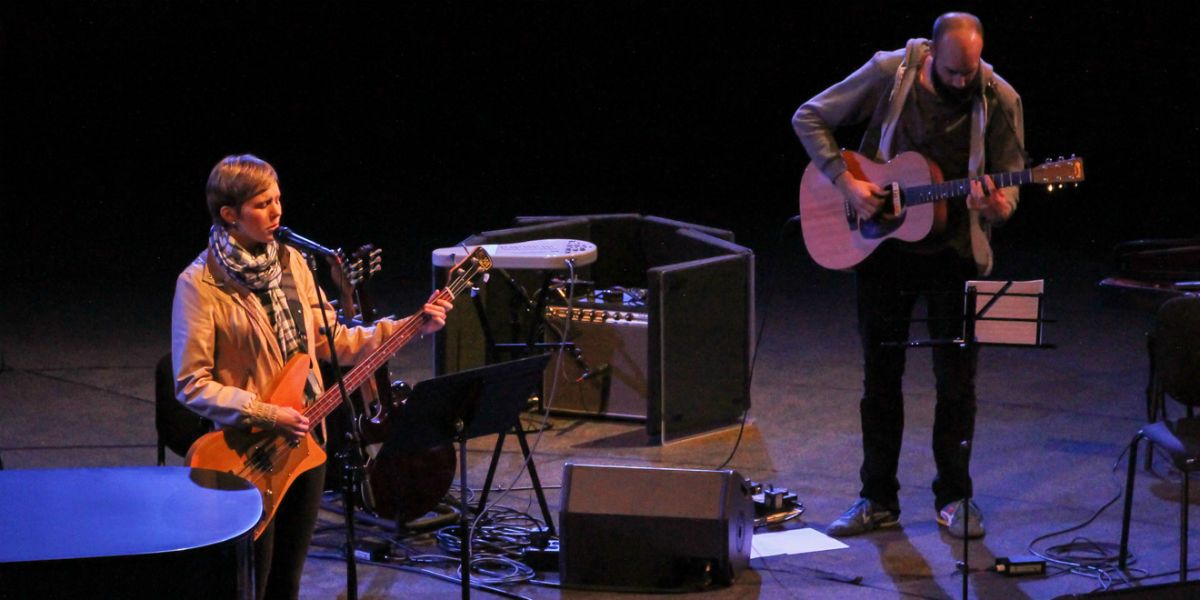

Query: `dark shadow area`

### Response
(2, 3, 1196, 599)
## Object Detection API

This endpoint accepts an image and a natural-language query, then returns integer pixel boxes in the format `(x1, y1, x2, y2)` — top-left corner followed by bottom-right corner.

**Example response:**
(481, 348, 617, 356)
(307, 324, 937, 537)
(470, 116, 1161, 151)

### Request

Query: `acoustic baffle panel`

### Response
(558, 463, 753, 592)
(434, 215, 754, 444)
(648, 249, 754, 443)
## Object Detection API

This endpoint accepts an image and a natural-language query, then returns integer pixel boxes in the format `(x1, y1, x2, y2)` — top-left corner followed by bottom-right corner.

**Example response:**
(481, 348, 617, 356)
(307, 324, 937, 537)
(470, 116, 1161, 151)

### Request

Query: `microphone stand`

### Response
(305, 252, 365, 600)
(957, 440, 971, 600)
(884, 282, 1054, 600)
(956, 292, 977, 600)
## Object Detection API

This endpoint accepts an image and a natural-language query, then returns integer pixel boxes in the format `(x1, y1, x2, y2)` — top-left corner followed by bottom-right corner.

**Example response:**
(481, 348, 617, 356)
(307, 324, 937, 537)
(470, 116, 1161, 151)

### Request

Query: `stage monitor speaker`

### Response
(559, 463, 753, 592)
(542, 305, 648, 420)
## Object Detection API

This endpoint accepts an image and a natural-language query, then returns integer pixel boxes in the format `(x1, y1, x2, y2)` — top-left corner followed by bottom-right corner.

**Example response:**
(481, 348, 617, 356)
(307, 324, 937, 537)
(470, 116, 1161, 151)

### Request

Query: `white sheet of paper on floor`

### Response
(751, 527, 849, 558)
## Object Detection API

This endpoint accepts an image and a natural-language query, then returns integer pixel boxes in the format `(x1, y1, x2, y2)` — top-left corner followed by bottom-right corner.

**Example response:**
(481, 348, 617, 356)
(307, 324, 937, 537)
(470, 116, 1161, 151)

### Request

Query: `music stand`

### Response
(382, 354, 553, 599)
(885, 279, 1053, 600)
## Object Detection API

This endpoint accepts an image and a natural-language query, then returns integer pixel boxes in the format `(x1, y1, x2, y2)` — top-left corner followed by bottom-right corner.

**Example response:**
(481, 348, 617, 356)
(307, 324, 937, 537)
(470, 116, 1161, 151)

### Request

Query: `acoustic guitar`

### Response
(186, 247, 492, 539)
(798, 150, 1085, 270)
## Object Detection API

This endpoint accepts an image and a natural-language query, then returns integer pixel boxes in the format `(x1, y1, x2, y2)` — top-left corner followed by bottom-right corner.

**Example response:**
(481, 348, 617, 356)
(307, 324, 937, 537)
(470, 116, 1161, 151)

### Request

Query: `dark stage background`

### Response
(1, 3, 1193, 289)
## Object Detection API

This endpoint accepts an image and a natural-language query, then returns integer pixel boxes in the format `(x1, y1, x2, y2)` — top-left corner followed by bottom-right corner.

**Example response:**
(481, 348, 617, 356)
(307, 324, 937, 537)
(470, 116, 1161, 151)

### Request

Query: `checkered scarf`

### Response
(209, 225, 305, 361)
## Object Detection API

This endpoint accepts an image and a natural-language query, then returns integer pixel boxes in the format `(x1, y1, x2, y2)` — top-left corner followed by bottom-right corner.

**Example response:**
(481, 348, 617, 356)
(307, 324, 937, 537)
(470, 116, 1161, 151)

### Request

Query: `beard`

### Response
(931, 60, 980, 105)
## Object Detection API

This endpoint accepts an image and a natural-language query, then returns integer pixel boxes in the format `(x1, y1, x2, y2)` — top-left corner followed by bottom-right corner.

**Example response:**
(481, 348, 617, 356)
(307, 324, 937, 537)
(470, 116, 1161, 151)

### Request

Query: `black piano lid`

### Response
(0, 466, 260, 563)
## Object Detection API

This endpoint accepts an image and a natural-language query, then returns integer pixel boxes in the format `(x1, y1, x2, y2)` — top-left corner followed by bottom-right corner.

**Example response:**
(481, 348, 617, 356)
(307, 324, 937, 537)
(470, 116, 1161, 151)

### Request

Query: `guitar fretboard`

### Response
(906, 170, 1034, 206)
(302, 249, 489, 425)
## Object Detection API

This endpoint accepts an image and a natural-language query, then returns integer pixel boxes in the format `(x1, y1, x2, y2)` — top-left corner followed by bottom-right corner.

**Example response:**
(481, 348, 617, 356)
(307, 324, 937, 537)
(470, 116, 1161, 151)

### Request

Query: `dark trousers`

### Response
(254, 461, 326, 600)
(856, 248, 978, 513)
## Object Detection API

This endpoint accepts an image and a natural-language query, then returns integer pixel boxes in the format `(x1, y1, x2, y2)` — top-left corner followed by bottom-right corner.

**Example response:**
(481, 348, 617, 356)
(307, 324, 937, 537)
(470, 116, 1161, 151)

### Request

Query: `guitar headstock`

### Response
(1031, 155, 1085, 190)
(323, 244, 386, 323)
(443, 246, 493, 296)
(349, 245, 382, 285)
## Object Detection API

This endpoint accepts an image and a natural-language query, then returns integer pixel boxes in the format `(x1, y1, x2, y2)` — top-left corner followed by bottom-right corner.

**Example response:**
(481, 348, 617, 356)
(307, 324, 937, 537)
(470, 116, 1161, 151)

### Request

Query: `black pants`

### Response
(856, 248, 978, 513)
(254, 461, 326, 600)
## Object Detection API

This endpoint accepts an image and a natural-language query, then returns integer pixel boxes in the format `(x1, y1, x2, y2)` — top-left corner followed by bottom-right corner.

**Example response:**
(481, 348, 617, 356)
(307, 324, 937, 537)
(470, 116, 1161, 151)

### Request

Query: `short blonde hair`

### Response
(205, 154, 279, 227)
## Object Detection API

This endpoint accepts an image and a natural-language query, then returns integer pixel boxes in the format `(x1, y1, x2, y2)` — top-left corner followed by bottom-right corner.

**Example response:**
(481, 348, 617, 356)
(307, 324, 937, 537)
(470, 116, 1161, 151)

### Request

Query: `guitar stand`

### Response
(884, 282, 1054, 600)
(381, 354, 553, 599)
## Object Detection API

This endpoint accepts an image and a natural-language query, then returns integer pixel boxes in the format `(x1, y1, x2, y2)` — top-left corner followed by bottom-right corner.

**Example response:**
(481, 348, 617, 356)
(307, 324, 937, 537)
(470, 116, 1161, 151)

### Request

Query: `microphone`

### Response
(274, 226, 338, 258)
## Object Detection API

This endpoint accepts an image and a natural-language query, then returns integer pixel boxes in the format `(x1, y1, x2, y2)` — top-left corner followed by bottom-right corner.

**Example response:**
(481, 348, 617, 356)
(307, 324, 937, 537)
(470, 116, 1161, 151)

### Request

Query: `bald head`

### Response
(933, 12, 983, 44)
(929, 12, 984, 102)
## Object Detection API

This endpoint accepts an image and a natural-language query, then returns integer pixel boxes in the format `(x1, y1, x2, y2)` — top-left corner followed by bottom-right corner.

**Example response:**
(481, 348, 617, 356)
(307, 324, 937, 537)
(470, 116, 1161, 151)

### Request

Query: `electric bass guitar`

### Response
(798, 150, 1085, 270)
(186, 247, 492, 539)
(329, 244, 459, 525)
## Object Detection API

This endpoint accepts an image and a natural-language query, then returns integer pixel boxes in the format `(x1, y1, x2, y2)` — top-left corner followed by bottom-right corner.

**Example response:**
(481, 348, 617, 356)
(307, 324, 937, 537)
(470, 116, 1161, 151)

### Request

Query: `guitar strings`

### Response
(233, 284, 464, 492)
(228, 258, 483, 506)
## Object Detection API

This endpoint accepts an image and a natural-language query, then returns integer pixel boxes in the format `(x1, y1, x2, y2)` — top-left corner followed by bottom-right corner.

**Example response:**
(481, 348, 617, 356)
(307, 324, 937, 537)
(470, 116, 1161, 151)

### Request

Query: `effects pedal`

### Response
(524, 538, 560, 571)
(994, 556, 1046, 576)
(747, 480, 805, 527)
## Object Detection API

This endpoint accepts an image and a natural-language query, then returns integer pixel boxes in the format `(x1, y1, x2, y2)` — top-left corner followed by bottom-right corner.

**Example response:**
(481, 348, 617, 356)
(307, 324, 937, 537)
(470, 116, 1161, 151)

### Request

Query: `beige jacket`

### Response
(171, 244, 403, 429)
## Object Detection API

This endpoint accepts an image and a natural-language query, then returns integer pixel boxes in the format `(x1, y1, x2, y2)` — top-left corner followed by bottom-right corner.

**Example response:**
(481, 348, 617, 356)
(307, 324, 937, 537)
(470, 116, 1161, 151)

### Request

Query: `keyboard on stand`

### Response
(431, 239, 597, 270)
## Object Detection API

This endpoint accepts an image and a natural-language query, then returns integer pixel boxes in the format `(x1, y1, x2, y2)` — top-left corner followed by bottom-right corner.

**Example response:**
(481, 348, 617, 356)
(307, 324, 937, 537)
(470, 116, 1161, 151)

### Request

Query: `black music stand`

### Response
(885, 280, 1053, 600)
(383, 354, 553, 599)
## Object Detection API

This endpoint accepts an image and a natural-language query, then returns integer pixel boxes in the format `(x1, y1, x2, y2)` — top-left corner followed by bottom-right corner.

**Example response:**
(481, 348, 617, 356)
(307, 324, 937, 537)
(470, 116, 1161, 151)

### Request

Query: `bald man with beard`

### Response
(792, 12, 1026, 539)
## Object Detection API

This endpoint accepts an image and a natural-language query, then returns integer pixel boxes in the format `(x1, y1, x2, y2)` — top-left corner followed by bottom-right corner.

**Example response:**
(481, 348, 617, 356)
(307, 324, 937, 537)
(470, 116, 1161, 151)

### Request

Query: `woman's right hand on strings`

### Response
(274, 407, 310, 441)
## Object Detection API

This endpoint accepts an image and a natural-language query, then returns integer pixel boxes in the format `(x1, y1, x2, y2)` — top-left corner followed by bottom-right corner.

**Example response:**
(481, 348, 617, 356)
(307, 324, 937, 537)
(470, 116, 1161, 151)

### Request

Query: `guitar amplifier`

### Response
(542, 292, 648, 420)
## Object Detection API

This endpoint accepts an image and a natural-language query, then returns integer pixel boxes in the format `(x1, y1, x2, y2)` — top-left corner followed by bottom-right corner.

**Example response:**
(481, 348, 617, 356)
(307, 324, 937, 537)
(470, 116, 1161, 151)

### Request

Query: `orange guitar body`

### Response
(183, 246, 495, 539)
(186, 353, 326, 539)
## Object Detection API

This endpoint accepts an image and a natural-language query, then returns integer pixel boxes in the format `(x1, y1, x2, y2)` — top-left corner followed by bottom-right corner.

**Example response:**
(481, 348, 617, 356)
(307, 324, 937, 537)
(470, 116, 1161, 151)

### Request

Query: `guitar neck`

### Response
(905, 169, 1034, 207)
(301, 254, 484, 424)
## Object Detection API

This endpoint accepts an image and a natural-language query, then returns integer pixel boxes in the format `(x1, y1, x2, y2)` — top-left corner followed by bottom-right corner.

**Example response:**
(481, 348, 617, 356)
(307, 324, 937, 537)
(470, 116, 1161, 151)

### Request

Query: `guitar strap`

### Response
(877, 38, 928, 163)
(279, 270, 308, 347)
(280, 269, 322, 410)
(878, 37, 996, 276)
(967, 88, 993, 276)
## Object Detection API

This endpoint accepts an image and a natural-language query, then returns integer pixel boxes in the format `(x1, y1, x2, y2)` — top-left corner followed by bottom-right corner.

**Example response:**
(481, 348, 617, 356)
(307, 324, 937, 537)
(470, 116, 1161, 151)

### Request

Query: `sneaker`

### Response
(937, 499, 985, 539)
(826, 498, 899, 537)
